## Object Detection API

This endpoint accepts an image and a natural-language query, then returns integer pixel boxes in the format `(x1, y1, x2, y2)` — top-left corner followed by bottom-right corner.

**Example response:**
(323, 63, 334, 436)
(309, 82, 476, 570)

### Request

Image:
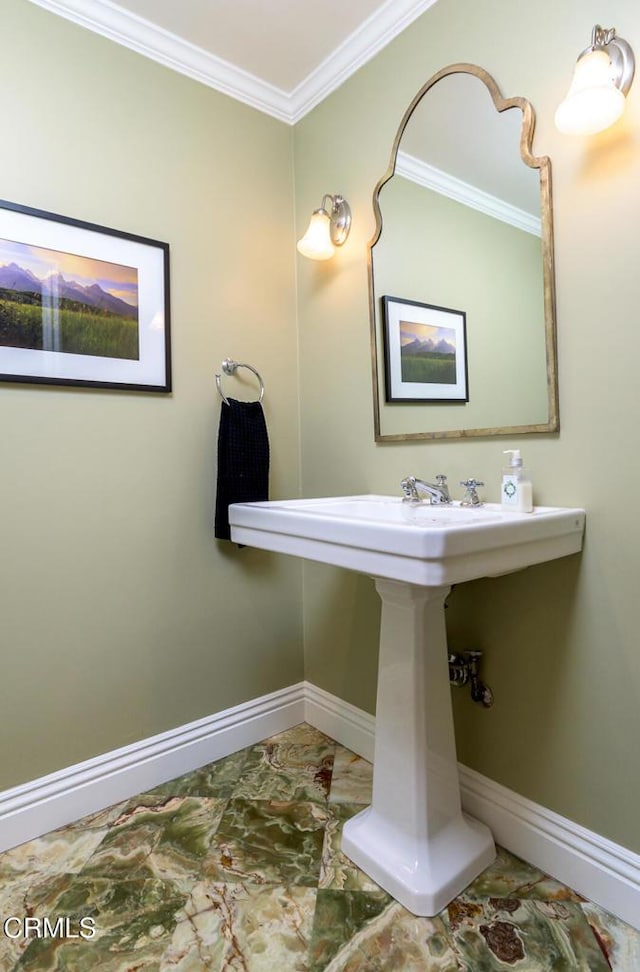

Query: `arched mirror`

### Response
(369, 63, 559, 441)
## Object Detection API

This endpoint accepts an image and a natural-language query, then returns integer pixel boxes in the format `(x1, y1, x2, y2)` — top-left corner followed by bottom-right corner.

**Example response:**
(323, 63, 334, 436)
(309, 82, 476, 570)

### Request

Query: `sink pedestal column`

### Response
(341, 579, 495, 916)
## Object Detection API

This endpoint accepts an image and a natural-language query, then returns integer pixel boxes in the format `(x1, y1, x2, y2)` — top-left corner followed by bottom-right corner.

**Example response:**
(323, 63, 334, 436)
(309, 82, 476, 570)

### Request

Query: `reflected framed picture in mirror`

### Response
(382, 295, 468, 404)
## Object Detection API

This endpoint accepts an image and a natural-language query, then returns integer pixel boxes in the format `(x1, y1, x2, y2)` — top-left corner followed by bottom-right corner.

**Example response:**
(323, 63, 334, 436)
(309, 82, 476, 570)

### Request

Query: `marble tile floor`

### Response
(1, 723, 639, 971)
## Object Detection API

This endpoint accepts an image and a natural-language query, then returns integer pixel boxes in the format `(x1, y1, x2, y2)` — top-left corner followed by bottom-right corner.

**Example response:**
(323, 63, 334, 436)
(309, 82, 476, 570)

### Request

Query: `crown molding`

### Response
(396, 151, 542, 236)
(26, 0, 439, 124)
(26, 0, 293, 122)
(288, 0, 440, 123)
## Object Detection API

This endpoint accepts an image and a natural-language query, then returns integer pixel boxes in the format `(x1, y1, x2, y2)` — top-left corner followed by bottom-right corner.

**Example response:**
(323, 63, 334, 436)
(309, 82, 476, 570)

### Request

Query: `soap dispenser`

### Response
(501, 450, 533, 512)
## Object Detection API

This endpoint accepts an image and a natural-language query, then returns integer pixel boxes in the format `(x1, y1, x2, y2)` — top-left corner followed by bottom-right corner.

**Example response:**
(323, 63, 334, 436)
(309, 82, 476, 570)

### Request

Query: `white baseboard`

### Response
(303, 681, 375, 761)
(304, 682, 640, 931)
(459, 764, 640, 932)
(3, 680, 639, 932)
(0, 683, 305, 855)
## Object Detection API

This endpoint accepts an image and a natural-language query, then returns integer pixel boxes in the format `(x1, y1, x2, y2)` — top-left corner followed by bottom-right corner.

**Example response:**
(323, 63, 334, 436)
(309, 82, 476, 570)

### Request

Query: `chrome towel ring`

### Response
(215, 358, 265, 405)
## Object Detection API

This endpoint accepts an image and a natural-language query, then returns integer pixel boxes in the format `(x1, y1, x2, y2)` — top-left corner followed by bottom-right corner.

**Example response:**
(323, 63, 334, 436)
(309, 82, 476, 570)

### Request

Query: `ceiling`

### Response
(109, 0, 389, 92)
(26, 0, 540, 220)
(27, 0, 439, 123)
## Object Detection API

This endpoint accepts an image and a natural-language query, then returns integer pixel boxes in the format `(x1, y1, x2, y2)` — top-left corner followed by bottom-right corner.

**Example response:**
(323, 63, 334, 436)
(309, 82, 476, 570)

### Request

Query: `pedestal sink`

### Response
(229, 495, 585, 915)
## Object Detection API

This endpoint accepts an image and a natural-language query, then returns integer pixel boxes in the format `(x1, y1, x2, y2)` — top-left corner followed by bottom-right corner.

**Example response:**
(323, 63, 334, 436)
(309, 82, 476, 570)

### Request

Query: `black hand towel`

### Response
(215, 397, 270, 540)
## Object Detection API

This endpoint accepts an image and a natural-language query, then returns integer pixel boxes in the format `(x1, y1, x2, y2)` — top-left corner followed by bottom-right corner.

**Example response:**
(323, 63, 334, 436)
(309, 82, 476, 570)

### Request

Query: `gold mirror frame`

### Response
(369, 63, 559, 442)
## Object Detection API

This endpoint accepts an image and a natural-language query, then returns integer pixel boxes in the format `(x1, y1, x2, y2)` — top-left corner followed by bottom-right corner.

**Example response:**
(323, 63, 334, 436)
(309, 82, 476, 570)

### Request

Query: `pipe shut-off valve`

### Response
(448, 650, 494, 707)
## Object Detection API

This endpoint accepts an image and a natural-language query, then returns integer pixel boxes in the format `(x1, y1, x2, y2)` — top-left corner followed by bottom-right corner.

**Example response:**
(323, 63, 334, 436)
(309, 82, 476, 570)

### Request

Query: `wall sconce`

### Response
(296, 194, 351, 260)
(555, 25, 635, 135)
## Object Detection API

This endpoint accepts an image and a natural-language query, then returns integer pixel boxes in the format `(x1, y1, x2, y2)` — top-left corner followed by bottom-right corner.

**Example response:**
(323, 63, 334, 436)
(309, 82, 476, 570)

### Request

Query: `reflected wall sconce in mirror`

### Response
(555, 24, 635, 135)
(296, 194, 351, 260)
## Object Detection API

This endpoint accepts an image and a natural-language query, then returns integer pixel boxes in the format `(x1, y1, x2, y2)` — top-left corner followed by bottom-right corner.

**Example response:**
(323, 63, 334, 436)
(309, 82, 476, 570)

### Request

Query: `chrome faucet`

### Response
(400, 474, 451, 505)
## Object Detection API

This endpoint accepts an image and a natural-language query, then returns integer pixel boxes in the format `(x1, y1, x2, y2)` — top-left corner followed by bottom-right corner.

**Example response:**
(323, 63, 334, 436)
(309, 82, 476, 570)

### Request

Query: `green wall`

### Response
(0, 0, 302, 789)
(294, 0, 640, 852)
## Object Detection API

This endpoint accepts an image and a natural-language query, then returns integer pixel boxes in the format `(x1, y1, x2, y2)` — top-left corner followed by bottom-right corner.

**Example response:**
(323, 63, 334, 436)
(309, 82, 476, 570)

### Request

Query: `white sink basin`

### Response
(228, 492, 585, 917)
(229, 494, 585, 585)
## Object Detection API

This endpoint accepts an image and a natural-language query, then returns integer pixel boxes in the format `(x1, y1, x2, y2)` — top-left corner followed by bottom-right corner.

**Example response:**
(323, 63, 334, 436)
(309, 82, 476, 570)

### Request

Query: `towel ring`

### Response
(215, 358, 265, 405)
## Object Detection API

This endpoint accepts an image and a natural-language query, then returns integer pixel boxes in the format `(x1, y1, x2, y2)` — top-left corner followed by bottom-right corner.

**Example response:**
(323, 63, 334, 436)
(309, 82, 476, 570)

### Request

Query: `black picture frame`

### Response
(0, 199, 171, 392)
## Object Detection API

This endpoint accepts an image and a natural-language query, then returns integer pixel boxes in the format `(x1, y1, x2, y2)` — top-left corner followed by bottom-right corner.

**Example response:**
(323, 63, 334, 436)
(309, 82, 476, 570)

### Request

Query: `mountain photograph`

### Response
(0, 239, 140, 360)
(399, 320, 457, 385)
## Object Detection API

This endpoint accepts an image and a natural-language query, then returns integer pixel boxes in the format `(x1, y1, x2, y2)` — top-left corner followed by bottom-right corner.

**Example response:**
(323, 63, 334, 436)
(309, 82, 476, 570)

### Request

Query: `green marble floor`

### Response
(1, 723, 639, 970)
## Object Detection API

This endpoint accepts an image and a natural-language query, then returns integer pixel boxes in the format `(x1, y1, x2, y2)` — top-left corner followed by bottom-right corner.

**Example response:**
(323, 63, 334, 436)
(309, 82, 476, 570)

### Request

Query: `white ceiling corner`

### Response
(25, 0, 439, 124)
(288, 0, 440, 123)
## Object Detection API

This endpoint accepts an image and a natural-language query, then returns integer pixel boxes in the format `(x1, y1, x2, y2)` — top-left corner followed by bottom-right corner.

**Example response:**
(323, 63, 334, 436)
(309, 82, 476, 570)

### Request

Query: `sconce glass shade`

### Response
(555, 49, 625, 135)
(296, 209, 335, 261)
(297, 194, 352, 261)
(555, 26, 635, 136)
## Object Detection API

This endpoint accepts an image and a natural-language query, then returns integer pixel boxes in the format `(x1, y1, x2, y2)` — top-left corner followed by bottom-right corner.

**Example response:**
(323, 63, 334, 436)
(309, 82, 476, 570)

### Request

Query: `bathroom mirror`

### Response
(369, 64, 559, 441)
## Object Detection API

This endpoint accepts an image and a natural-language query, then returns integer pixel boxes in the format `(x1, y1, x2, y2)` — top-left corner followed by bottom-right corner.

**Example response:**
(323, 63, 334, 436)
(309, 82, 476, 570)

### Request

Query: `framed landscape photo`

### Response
(382, 295, 468, 403)
(0, 199, 171, 392)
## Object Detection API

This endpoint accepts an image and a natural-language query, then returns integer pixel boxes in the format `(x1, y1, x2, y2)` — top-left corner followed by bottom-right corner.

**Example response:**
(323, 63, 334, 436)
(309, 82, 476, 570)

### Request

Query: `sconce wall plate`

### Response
(584, 26, 635, 94)
(327, 195, 352, 246)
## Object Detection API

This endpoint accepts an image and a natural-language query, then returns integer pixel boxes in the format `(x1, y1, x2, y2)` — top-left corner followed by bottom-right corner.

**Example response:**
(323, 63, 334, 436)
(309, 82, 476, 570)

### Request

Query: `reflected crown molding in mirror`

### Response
(369, 63, 559, 442)
(395, 151, 542, 236)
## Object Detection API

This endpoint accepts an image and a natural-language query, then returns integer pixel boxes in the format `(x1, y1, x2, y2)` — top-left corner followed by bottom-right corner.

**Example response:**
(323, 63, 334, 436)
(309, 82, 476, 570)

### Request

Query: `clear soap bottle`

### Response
(501, 450, 533, 512)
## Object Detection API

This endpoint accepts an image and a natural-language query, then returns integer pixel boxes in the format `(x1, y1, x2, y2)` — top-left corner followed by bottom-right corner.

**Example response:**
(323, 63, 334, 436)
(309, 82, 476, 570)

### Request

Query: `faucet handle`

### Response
(459, 479, 485, 507)
(400, 475, 418, 501)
